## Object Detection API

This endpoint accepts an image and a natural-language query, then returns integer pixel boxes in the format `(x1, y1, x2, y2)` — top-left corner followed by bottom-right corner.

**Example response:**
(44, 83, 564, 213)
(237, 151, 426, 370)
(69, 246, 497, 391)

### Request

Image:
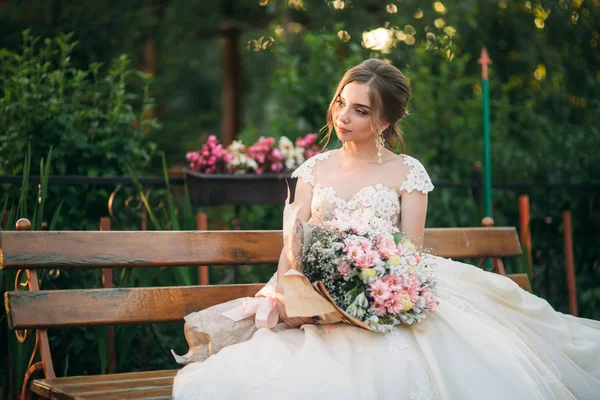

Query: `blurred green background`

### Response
(1, 0, 598, 398)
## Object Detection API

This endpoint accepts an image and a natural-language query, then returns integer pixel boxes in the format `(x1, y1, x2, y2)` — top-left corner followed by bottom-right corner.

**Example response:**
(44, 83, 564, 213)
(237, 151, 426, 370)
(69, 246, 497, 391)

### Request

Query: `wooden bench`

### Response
(2, 218, 529, 400)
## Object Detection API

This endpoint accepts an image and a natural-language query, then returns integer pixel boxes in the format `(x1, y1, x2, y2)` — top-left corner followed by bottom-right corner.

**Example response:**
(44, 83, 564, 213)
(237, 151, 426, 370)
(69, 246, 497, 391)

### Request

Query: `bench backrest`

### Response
(1, 227, 521, 270)
(2, 227, 522, 331)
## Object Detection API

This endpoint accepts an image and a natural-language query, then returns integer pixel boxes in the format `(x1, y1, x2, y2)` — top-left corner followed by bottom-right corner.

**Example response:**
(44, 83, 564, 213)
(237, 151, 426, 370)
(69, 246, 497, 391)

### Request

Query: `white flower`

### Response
(278, 136, 305, 171)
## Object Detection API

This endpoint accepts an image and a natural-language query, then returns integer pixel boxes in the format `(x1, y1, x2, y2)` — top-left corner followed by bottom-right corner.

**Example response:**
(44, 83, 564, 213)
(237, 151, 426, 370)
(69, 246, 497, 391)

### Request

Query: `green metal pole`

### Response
(479, 49, 493, 270)
(479, 48, 493, 218)
(482, 78, 492, 217)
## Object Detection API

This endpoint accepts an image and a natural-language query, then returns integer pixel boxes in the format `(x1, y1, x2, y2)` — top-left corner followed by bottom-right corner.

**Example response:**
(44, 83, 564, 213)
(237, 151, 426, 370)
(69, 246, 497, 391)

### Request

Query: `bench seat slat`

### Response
(74, 388, 173, 400)
(0, 228, 522, 270)
(36, 369, 177, 385)
(43, 377, 172, 398)
(6, 285, 263, 330)
(32, 370, 176, 400)
(6, 274, 531, 331)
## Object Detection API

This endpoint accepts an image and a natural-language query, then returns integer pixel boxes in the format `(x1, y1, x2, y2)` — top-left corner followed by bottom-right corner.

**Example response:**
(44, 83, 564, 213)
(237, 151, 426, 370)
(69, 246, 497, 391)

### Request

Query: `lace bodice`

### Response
(291, 151, 433, 226)
(311, 183, 401, 225)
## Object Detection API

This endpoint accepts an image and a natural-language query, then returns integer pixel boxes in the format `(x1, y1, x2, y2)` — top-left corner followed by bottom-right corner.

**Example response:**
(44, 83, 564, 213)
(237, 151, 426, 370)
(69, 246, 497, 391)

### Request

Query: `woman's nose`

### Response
(338, 108, 351, 123)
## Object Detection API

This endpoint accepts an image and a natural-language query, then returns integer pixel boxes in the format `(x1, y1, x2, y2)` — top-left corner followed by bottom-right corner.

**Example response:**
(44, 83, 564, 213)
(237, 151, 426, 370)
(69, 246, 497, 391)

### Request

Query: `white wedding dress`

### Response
(173, 151, 600, 399)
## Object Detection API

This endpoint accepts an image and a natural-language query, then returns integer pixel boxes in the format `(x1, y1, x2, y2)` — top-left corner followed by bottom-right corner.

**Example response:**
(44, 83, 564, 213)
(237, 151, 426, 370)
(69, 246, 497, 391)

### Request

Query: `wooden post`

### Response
(140, 213, 147, 369)
(141, 209, 148, 231)
(231, 206, 243, 283)
(518, 195, 533, 277)
(196, 212, 210, 285)
(100, 217, 117, 373)
(141, 35, 157, 122)
(143, 36, 157, 76)
(221, 24, 241, 146)
(562, 211, 578, 316)
(2, 211, 9, 228)
(480, 217, 506, 275)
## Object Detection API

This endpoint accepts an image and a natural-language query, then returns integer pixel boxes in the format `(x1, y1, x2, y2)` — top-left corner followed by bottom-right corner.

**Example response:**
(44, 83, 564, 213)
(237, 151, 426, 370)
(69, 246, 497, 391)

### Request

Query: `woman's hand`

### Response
(276, 246, 315, 328)
(277, 297, 315, 328)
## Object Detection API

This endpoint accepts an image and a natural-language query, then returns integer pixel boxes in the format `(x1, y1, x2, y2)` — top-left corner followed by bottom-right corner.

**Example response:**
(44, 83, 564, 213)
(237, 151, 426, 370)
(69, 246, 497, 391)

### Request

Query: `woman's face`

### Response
(333, 81, 376, 144)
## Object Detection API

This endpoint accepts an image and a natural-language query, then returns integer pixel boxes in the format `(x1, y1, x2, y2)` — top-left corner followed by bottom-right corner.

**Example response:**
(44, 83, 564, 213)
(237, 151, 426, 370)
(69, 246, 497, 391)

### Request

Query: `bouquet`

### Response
(284, 207, 438, 333)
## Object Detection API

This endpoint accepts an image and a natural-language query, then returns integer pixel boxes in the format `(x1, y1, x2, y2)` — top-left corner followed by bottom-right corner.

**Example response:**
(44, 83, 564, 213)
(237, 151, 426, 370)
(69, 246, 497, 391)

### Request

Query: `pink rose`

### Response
(346, 245, 366, 264)
(350, 219, 369, 235)
(358, 237, 372, 251)
(421, 288, 438, 312)
(382, 275, 403, 291)
(353, 249, 380, 270)
(376, 236, 399, 258)
(370, 279, 392, 303)
(387, 291, 413, 314)
(337, 261, 352, 279)
(372, 303, 388, 316)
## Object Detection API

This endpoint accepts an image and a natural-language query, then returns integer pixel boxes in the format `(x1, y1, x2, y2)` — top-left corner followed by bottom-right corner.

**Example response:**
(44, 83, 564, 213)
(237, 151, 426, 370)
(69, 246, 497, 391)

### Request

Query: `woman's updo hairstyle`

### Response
(323, 58, 411, 152)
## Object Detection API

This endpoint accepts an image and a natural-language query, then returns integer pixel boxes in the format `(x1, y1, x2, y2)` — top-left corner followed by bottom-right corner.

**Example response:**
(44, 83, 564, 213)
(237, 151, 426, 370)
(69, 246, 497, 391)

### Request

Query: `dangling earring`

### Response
(375, 131, 385, 164)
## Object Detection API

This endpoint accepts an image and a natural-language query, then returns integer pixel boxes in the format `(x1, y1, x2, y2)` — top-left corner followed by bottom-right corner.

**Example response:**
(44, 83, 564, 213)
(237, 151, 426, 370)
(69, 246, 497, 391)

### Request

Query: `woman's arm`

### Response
(276, 178, 315, 327)
(400, 190, 428, 248)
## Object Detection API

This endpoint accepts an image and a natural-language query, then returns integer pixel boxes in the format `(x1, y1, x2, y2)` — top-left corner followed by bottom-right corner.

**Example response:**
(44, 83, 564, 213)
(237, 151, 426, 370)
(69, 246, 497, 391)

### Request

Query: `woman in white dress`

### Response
(172, 59, 600, 399)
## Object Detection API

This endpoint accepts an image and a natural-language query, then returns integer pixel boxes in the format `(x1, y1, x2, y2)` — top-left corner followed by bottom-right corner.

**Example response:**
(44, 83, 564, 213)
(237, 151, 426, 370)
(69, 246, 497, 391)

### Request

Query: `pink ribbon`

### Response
(221, 287, 280, 329)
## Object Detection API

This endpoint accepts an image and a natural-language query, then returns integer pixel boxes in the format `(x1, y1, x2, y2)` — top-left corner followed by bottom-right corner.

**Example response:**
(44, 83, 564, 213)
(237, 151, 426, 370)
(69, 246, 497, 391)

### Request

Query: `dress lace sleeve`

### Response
(291, 151, 332, 186)
(399, 155, 434, 194)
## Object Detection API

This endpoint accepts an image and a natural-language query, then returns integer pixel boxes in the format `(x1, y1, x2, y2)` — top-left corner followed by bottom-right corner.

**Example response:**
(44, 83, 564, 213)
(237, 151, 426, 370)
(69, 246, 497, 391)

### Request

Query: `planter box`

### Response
(185, 169, 298, 206)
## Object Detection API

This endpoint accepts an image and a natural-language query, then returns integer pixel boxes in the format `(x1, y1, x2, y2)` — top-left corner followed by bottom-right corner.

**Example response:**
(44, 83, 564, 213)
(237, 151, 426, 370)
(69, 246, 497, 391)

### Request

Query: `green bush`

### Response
(0, 30, 159, 230)
(0, 30, 158, 176)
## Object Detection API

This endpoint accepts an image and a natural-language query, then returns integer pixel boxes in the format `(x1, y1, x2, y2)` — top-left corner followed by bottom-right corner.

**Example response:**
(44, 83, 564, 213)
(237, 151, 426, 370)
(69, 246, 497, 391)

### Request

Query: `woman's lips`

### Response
(337, 125, 351, 134)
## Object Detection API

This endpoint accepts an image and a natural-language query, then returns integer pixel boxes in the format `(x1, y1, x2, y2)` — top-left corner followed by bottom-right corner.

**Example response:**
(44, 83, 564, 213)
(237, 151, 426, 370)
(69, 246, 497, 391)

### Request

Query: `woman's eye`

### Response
(356, 109, 367, 115)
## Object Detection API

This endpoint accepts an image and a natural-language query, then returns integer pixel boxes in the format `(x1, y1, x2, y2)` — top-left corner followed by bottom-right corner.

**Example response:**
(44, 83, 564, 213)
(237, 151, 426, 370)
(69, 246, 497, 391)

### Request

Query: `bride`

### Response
(173, 59, 600, 399)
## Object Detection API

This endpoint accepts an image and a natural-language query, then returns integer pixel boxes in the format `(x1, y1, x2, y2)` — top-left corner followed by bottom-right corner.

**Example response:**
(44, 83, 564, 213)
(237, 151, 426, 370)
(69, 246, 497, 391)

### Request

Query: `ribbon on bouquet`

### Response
(221, 284, 281, 329)
(221, 183, 302, 330)
(219, 269, 338, 329)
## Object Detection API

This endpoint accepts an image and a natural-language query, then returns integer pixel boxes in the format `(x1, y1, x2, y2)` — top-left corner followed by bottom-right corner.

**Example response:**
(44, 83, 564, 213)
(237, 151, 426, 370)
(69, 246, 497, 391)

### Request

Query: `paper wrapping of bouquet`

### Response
(282, 269, 372, 331)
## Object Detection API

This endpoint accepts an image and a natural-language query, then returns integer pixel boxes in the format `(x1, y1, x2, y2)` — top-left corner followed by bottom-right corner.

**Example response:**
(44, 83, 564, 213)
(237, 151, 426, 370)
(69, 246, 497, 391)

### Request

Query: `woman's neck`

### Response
(341, 138, 380, 163)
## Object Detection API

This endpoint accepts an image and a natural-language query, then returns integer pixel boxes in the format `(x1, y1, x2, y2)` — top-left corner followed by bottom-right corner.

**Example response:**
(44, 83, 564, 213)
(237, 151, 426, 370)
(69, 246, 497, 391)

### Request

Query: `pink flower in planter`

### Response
(296, 133, 321, 159)
(247, 137, 285, 175)
(186, 135, 232, 174)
